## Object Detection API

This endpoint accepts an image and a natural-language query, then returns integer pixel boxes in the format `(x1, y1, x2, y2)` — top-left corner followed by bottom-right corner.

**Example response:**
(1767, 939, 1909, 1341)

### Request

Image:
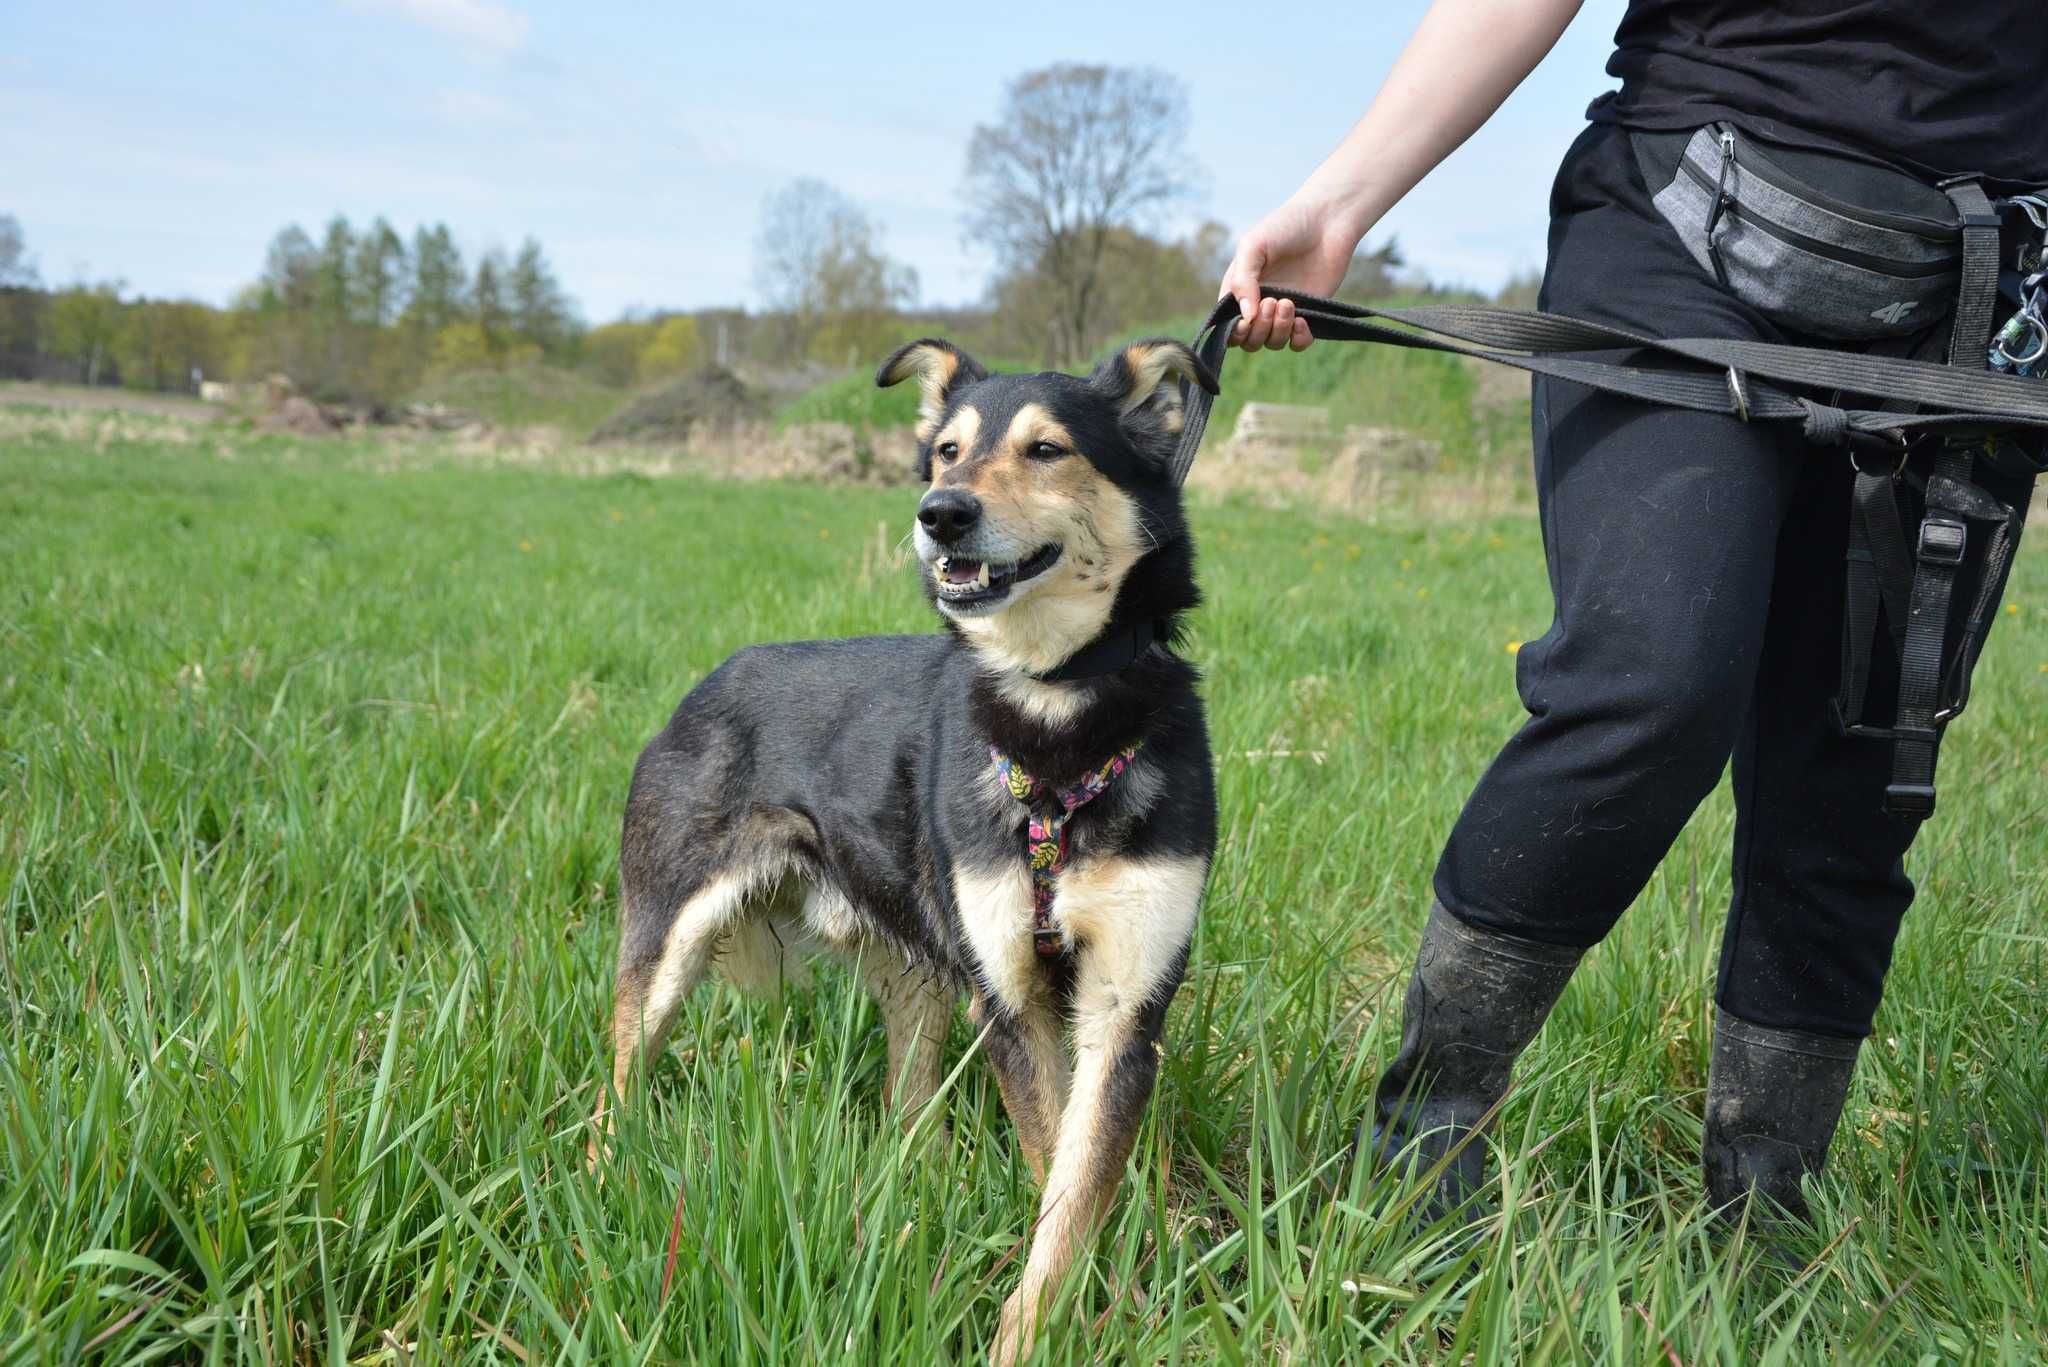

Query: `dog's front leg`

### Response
(971, 989, 1070, 1182)
(956, 864, 1071, 1182)
(991, 855, 1203, 1366)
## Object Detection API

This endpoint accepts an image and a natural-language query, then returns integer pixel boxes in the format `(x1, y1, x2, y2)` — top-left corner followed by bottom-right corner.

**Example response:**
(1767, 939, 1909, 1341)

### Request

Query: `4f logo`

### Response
(1870, 300, 1918, 325)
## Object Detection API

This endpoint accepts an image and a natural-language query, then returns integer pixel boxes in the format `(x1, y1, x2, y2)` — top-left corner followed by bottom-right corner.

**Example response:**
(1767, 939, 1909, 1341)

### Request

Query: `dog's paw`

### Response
(989, 1292, 1033, 1367)
(584, 1104, 614, 1177)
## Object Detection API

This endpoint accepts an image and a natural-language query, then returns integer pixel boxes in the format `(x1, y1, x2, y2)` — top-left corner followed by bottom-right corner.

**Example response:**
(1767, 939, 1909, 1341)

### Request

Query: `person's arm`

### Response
(1222, 0, 1586, 350)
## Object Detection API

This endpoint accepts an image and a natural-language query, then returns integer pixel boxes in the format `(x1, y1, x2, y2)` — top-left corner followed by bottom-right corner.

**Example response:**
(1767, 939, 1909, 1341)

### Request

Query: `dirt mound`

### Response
(255, 396, 341, 436)
(587, 367, 764, 446)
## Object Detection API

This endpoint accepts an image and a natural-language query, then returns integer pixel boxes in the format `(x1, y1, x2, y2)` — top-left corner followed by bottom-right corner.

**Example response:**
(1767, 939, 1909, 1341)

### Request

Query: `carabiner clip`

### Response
(1989, 310, 2047, 375)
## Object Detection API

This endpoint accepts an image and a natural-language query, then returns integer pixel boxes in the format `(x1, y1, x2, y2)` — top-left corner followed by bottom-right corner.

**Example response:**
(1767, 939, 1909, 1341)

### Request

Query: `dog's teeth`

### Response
(975, 561, 991, 588)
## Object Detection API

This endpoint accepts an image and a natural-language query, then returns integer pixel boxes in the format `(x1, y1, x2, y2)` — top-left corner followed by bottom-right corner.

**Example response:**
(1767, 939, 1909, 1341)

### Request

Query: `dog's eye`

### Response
(1028, 441, 1065, 460)
(935, 442, 959, 462)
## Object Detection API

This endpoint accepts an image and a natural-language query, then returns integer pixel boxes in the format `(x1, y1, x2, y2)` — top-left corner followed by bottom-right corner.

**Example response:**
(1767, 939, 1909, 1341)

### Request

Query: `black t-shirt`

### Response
(1588, 1, 2048, 192)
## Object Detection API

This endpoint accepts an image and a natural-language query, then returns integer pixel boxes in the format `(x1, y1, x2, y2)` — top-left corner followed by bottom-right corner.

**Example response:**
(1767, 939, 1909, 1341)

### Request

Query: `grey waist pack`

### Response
(1632, 122, 1964, 340)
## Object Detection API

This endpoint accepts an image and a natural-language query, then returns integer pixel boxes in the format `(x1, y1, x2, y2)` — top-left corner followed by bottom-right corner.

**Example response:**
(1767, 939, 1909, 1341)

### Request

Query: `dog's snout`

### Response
(917, 488, 982, 544)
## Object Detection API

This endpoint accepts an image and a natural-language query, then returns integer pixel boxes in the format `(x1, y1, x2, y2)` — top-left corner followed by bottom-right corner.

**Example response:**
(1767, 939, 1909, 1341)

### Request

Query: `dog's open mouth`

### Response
(931, 544, 1061, 608)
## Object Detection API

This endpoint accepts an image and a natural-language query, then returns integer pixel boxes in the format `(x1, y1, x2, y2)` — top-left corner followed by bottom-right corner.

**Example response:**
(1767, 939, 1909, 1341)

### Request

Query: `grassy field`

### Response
(412, 367, 630, 441)
(3, 415, 2045, 1363)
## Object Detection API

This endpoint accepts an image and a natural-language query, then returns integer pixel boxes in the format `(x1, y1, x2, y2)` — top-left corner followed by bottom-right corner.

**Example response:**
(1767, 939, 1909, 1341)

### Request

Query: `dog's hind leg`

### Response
(858, 949, 954, 1128)
(990, 855, 1204, 1366)
(587, 870, 752, 1169)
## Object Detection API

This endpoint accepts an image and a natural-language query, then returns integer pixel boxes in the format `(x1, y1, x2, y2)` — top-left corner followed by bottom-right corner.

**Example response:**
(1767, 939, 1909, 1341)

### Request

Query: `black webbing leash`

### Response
(1172, 183, 2044, 817)
(1170, 289, 2048, 489)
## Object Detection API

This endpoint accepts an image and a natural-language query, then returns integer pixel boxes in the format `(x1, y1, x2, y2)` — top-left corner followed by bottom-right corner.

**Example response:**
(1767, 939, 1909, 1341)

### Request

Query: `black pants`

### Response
(1434, 124, 2038, 1041)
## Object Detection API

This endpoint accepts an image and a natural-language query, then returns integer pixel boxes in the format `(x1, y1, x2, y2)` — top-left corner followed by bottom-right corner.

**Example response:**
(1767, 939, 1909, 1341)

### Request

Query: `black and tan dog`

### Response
(590, 336, 1219, 1361)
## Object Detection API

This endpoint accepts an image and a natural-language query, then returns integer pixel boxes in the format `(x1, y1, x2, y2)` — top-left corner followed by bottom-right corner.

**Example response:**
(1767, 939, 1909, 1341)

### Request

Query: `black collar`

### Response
(1031, 617, 1170, 684)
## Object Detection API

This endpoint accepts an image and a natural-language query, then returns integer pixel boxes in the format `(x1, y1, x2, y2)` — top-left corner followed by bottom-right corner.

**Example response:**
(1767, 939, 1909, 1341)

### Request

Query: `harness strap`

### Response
(990, 744, 1141, 957)
(1945, 181, 2003, 367)
(1837, 466, 1912, 729)
(1837, 325, 1944, 737)
(1170, 290, 2048, 486)
(1884, 444, 1971, 815)
(1878, 182, 2011, 817)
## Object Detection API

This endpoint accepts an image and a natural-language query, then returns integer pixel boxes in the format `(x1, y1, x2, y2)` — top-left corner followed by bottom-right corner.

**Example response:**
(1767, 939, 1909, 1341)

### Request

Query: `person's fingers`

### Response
(1289, 315, 1313, 351)
(1265, 298, 1297, 351)
(1220, 240, 1267, 348)
(1236, 297, 1268, 350)
(1248, 297, 1282, 351)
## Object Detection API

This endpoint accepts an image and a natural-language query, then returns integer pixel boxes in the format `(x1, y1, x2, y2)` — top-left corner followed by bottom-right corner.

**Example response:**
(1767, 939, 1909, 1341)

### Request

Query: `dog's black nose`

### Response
(917, 488, 982, 543)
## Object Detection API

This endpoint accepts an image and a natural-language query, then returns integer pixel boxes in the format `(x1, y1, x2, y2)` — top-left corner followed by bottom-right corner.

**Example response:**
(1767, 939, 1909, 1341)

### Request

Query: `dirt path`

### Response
(1, 380, 220, 421)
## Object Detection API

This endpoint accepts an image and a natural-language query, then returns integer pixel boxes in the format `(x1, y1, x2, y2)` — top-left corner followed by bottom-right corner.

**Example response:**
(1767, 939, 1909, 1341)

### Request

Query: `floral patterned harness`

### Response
(989, 743, 1141, 958)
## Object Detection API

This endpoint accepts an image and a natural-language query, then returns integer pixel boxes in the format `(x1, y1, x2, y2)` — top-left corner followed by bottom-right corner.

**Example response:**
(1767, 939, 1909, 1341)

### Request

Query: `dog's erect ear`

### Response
(1092, 338, 1219, 416)
(1090, 339, 1220, 462)
(875, 338, 990, 439)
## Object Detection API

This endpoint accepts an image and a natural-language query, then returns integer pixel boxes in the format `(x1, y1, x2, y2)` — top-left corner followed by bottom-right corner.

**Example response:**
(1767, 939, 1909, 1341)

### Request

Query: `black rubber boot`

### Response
(1701, 1013, 1861, 1223)
(1367, 902, 1584, 1220)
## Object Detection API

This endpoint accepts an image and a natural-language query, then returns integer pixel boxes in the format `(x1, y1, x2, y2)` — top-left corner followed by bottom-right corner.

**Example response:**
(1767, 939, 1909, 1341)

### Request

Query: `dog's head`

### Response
(875, 337, 1218, 676)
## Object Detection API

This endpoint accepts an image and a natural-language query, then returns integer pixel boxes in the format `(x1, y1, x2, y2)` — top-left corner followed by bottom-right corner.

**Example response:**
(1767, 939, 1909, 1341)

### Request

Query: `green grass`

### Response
(771, 353, 1034, 433)
(773, 367, 928, 431)
(412, 365, 628, 439)
(3, 421, 2045, 1362)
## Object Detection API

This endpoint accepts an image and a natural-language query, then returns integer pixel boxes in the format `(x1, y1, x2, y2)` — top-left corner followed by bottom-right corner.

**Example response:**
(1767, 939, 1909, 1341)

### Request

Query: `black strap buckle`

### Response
(1916, 515, 1968, 566)
(1884, 782, 1938, 817)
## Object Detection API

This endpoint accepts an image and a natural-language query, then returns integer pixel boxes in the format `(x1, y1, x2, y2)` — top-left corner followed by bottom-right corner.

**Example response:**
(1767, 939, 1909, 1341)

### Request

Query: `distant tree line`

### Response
(235, 217, 580, 404)
(0, 211, 591, 407)
(0, 66, 1481, 411)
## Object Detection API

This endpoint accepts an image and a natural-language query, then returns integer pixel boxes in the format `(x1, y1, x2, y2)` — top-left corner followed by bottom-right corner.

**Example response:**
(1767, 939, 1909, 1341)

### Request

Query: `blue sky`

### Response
(4, 1, 1622, 323)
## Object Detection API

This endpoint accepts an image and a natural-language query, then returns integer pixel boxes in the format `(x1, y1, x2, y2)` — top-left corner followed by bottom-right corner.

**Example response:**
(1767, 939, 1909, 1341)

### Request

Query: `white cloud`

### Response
(344, 0, 531, 56)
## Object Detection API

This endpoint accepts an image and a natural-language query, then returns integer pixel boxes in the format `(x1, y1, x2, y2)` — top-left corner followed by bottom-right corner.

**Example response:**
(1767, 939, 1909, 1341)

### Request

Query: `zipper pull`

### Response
(1706, 129, 1739, 288)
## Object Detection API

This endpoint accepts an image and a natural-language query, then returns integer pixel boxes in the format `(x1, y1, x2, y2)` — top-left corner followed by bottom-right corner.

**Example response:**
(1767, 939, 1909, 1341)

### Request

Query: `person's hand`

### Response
(1220, 194, 1364, 351)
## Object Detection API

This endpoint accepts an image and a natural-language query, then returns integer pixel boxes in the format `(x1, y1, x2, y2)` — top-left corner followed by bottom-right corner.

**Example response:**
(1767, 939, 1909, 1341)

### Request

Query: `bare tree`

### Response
(754, 179, 918, 363)
(963, 64, 1195, 364)
(982, 223, 1223, 361)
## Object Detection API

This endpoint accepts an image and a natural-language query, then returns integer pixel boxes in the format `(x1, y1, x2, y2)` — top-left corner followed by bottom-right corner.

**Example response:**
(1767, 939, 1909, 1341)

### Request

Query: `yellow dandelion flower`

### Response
(1312, 561, 1326, 574)
(1507, 640, 1524, 655)
(1417, 586, 1429, 599)
(1346, 543, 1362, 558)
(609, 509, 623, 522)
(518, 539, 533, 553)
(2007, 602, 2020, 616)
(1400, 558, 1413, 570)
(1489, 534, 1506, 549)
(818, 527, 831, 540)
